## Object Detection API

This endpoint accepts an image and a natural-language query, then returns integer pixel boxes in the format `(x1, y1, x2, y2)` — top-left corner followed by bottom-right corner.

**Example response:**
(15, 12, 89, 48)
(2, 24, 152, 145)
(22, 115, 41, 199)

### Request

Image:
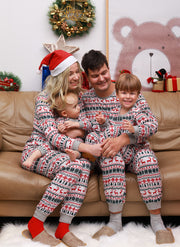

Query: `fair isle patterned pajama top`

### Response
(80, 88, 162, 210)
(21, 92, 91, 218)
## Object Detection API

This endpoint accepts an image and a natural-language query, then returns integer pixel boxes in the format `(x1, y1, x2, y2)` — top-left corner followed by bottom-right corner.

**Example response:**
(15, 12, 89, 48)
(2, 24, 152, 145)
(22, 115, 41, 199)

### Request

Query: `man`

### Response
(80, 50, 174, 244)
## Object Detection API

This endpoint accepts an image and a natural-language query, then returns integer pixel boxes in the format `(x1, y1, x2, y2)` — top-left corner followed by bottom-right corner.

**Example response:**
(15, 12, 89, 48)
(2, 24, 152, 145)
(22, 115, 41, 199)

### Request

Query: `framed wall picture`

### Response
(106, 0, 180, 91)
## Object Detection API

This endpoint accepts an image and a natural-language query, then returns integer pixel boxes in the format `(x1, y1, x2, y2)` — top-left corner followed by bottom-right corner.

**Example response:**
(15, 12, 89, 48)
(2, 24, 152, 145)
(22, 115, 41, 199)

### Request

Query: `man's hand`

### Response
(101, 134, 130, 158)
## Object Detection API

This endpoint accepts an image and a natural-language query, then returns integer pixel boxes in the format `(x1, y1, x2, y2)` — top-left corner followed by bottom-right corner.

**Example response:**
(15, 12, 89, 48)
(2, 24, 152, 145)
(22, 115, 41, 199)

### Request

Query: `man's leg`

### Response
(92, 153, 125, 239)
(131, 148, 174, 244)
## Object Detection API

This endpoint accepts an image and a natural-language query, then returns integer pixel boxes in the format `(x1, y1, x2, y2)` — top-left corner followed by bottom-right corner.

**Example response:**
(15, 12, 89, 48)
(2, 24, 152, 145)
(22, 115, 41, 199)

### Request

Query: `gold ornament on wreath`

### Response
(49, 0, 95, 39)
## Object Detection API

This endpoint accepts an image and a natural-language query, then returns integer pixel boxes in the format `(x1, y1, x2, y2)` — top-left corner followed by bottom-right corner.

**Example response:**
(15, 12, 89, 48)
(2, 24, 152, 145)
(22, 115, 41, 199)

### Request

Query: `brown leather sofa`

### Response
(0, 91, 180, 218)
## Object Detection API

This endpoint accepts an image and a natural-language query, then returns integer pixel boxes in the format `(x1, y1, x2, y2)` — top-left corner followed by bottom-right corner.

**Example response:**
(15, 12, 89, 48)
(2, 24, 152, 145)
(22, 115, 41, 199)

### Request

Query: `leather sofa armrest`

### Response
(0, 132, 2, 150)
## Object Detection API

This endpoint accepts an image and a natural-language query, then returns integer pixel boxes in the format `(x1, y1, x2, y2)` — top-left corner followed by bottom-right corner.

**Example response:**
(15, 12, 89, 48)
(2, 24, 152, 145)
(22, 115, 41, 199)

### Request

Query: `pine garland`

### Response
(0, 72, 21, 91)
(48, 0, 95, 39)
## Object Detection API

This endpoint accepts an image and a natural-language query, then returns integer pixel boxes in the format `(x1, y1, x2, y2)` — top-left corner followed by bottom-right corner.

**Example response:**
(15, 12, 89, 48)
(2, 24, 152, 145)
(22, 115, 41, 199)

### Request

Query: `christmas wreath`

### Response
(0, 72, 21, 91)
(49, 0, 95, 39)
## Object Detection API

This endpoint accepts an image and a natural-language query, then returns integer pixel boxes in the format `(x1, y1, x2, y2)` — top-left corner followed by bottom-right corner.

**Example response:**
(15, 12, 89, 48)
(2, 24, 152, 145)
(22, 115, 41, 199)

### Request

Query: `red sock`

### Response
(55, 222, 70, 239)
(28, 217, 44, 238)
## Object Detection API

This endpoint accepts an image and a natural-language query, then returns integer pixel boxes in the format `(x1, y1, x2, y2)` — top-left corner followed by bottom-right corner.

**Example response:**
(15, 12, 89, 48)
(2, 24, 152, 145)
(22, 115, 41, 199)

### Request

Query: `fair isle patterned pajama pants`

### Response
(21, 148, 91, 218)
(86, 129, 162, 210)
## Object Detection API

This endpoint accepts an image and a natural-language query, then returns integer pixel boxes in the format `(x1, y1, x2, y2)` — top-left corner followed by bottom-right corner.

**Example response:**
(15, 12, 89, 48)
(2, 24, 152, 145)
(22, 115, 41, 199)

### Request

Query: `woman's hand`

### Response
(58, 123, 67, 133)
(66, 129, 85, 139)
(88, 143, 102, 157)
(78, 143, 102, 157)
(101, 134, 130, 158)
(64, 120, 80, 129)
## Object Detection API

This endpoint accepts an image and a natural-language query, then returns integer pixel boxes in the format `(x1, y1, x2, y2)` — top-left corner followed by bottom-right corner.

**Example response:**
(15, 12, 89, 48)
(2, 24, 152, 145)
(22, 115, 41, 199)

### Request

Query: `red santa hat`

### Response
(39, 50, 77, 77)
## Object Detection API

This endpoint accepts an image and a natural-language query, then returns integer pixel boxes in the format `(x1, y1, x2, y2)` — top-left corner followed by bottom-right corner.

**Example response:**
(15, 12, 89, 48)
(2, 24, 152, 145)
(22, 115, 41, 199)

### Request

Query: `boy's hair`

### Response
(115, 73, 142, 94)
(81, 50, 109, 75)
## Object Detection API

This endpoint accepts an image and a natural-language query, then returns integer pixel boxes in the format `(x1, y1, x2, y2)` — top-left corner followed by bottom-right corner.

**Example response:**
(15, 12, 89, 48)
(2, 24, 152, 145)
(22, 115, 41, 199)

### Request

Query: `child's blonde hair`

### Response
(54, 92, 78, 113)
(43, 62, 82, 109)
(115, 73, 142, 94)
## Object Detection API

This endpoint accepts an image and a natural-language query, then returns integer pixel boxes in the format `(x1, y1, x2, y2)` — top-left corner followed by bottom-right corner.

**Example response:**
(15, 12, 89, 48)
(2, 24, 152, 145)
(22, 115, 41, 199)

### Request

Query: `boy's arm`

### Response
(131, 93, 158, 143)
(133, 111, 158, 143)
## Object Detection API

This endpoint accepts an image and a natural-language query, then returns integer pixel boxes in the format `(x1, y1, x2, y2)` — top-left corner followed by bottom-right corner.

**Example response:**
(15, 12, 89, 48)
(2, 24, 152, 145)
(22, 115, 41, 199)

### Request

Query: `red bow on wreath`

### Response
(0, 72, 21, 91)
(0, 78, 19, 91)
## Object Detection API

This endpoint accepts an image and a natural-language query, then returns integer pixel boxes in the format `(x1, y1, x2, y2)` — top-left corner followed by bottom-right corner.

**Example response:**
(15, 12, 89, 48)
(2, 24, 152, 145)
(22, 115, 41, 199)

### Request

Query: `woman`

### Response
(21, 50, 102, 247)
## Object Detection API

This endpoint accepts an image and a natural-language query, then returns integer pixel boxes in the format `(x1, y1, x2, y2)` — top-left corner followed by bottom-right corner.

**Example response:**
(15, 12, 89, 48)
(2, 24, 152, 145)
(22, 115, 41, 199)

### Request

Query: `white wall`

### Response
(0, 0, 106, 91)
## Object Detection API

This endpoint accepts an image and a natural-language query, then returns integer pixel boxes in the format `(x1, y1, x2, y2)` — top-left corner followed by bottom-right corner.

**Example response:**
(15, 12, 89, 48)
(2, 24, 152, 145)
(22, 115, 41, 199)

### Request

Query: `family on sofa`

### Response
(19, 49, 175, 246)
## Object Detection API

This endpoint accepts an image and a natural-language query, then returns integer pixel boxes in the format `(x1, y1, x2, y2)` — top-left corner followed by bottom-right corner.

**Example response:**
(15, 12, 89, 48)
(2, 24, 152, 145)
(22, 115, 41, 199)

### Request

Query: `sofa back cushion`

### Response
(143, 92, 180, 151)
(0, 91, 179, 152)
(0, 91, 39, 151)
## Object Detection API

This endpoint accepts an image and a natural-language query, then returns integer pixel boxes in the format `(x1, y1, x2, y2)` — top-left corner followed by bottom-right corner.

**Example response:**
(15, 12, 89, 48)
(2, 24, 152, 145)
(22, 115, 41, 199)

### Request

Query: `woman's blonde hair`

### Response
(43, 62, 82, 110)
(115, 73, 142, 94)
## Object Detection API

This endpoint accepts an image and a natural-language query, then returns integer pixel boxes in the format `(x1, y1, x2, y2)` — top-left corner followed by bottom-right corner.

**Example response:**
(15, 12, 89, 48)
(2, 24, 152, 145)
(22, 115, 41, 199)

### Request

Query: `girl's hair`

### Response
(115, 73, 142, 94)
(43, 62, 82, 109)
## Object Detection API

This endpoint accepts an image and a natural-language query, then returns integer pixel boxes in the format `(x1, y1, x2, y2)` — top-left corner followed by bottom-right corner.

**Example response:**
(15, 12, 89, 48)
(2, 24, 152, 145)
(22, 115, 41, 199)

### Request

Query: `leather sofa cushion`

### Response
(143, 92, 180, 151)
(156, 151, 180, 201)
(0, 151, 100, 203)
(0, 91, 38, 152)
(0, 152, 50, 201)
(0, 91, 179, 152)
(0, 132, 2, 150)
(83, 174, 100, 203)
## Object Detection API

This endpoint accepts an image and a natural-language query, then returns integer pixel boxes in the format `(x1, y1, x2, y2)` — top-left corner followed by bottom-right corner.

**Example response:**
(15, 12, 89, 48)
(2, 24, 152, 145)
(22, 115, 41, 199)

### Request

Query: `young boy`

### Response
(86, 72, 145, 145)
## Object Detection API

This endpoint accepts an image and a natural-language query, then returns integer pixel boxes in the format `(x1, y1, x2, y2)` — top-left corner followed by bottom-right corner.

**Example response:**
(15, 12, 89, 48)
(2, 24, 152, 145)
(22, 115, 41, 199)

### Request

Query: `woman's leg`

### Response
(55, 157, 90, 246)
(59, 157, 90, 217)
(26, 150, 90, 246)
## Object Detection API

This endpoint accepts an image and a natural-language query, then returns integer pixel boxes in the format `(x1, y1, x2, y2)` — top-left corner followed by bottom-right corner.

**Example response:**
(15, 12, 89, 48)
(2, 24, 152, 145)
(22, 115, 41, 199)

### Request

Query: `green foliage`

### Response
(0, 71, 22, 91)
(48, 0, 96, 39)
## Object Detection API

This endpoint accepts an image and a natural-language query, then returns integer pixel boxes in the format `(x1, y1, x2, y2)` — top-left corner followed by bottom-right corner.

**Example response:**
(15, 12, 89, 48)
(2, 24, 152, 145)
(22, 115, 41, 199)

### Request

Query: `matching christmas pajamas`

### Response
(80, 89, 162, 211)
(21, 92, 91, 219)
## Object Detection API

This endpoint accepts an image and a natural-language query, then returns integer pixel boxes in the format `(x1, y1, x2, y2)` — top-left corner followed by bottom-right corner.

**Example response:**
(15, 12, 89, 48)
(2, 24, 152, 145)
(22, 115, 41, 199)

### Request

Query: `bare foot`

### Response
(23, 150, 42, 168)
(65, 149, 80, 161)
(23, 157, 34, 168)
